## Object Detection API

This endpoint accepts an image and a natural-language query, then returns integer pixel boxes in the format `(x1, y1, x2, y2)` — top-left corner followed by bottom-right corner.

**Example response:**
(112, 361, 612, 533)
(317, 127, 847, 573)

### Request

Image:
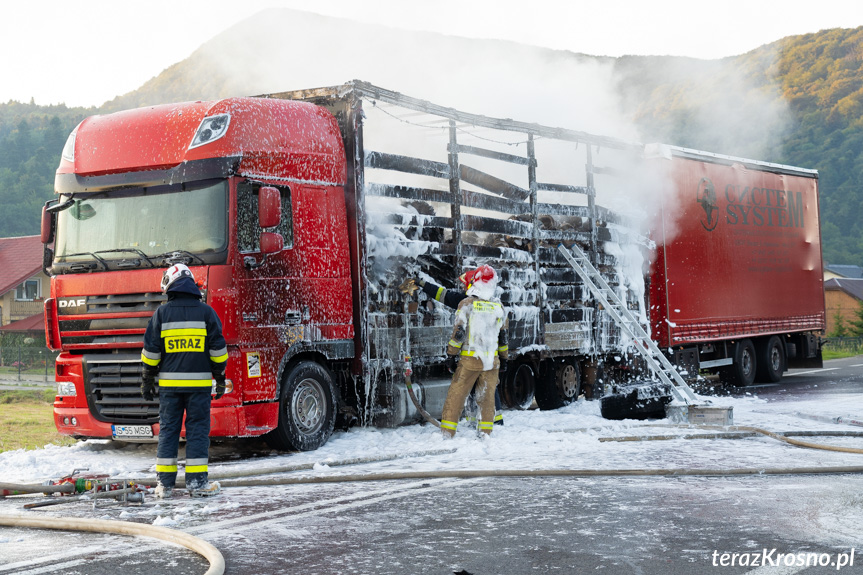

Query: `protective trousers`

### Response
(156, 391, 211, 490)
(441, 356, 499, 437)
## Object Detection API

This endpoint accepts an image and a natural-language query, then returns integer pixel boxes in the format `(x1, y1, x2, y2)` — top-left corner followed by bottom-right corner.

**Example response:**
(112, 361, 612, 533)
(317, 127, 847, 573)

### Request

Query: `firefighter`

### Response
(437, 265, 508, 437)
(140, 264, 227, 498)
(399, 271, 508, 425)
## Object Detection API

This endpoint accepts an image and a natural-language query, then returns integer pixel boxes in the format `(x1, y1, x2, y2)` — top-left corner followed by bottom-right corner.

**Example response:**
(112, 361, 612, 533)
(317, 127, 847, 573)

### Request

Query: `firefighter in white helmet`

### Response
(400, 270, 508, 425)
(439, 265, 509, 437)
(141, 264, 228, 498)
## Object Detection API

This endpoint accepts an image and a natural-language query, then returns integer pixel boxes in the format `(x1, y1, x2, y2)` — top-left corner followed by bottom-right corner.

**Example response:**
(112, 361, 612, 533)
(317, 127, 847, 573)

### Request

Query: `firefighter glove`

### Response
(141, 373, 156, 402)
(398, 278, 424, 296)
(141, 364, 159, 401)
(213, 373, 227, 400)
(499, 358, 508, 374)
(445, 355, 458, 374)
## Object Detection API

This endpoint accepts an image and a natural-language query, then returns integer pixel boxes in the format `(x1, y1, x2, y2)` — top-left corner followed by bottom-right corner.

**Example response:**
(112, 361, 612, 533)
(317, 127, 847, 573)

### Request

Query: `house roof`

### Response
(0, 235, 43, 296)
(824, 264, 863, 279)
(0, 313, 44, 333)
(824, 277, 863, 301)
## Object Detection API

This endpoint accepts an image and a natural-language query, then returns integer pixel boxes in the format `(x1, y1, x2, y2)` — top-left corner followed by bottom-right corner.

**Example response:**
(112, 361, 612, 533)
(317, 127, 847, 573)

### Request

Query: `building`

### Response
(824, 277, 863, 336)
(0, 235, 49, 339)
(824, 264, 863, 281)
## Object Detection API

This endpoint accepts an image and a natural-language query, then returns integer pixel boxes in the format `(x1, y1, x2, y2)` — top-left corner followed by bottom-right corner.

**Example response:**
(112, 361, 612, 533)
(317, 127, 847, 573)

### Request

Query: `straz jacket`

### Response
(446, 296, 509, 370)
(141, 297, 228, 393)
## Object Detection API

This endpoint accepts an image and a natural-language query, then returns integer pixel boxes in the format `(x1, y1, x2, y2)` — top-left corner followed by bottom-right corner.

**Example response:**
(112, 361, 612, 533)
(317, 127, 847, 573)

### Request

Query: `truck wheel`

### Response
(500, 362, 535, 410)
(756, 336, 785, 383)
(722, 339, 757, 386)
(265, 361, 336, 451)
(535, 361, 581, 410)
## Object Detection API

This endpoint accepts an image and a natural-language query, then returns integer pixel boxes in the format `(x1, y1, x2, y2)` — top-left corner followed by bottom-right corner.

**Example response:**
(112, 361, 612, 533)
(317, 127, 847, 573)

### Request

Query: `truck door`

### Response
(236, 180, 294, 403)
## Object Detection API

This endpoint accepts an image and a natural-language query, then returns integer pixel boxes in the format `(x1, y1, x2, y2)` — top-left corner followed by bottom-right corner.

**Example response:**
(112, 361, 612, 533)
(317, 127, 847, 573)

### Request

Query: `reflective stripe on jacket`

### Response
(141, 295, 227, 393)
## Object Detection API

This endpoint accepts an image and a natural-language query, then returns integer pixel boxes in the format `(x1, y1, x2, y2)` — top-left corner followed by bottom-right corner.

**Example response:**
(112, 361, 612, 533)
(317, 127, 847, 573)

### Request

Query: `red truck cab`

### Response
(45, 97, 352, 449)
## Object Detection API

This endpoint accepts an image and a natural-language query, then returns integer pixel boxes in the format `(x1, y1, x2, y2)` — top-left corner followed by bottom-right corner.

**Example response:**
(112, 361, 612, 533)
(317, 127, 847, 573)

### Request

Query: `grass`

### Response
(0, 366, 53, 376)
(0, 389, 76, 452)
(822, 349, 861, 360)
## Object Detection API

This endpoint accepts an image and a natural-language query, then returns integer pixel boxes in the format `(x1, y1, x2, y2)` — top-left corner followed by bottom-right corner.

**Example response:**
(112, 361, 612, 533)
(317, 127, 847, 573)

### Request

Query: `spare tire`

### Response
(600, 382, 673, 420)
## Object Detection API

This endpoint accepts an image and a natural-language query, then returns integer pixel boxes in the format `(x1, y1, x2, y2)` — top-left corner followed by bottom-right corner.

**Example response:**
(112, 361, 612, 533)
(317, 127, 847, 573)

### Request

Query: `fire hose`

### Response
(0, 515, 224, 575)
(590, 425, 863, 454)
(403, 297, 441, 428)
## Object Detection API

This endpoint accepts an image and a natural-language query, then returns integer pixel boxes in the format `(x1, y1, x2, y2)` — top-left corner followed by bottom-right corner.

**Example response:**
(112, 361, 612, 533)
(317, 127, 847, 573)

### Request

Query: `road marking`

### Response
(12, 559, 90, 575)
(850, 364, 863, 367)
(0, 478, 466, 573)
(743, 563, 807, 574)
(785, 368, 839, 377)
(0, 544, 106, 574)
(190, 477, 465, 537)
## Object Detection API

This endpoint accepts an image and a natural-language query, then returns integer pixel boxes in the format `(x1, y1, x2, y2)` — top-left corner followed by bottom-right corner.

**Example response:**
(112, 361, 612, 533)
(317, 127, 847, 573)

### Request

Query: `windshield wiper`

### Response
(58, 252, 110, 271)
(93, 248, 157, 268)
(156, 250, 207, 266)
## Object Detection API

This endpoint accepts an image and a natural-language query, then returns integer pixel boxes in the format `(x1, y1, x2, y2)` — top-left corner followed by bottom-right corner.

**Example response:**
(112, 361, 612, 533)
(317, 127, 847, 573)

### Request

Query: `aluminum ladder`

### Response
(557, 243, 699, 404)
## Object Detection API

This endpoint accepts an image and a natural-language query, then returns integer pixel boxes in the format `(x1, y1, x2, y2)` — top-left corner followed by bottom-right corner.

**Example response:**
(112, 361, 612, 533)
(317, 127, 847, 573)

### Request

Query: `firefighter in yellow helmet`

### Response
(440, 265, 509, 437)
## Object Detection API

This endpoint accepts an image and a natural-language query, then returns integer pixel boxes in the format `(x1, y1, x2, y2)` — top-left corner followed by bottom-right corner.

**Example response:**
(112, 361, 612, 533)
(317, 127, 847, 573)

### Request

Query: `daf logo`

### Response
(57, 298, 88, 315)
(696, 177, 719, 231)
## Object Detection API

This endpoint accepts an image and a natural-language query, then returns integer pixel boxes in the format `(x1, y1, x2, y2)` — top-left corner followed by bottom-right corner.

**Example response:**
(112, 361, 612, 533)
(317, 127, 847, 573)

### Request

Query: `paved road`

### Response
(1, 360, 861, 575)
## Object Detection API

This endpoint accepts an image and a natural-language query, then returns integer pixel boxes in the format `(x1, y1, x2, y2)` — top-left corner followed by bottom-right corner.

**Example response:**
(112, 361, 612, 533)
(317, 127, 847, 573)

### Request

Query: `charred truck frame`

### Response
(42, 81, 823, 450)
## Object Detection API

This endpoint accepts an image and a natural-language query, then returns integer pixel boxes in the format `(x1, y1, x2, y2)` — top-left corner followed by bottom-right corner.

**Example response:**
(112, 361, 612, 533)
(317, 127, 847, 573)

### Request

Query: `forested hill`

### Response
(1, 17, 861, 265)
(0, 102, 92, 236)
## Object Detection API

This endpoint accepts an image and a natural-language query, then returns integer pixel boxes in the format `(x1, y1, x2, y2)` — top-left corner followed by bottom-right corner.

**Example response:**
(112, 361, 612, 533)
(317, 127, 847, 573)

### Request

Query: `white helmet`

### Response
(161, 264, 195, 292)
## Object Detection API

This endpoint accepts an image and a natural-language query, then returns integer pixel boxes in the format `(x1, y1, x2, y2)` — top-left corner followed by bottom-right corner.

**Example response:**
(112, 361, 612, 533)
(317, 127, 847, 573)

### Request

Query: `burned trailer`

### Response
(272, 82, 654, 427)
(46, 79, 655, 452)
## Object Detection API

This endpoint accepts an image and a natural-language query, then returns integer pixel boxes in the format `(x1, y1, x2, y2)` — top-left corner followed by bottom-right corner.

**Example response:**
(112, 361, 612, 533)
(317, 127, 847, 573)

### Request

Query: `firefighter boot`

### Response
(188, 481, 221, 498)
(154, 482, 173, 499)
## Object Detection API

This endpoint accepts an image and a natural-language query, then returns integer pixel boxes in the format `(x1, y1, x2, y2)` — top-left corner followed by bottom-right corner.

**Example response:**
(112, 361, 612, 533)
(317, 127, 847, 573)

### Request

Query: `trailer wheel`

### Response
(265, 361, 336, 452)
(756, 336, 785, 383)
(501, 362, 535, 410)
(535, 361, 581, 410)
(722, 339, 757, 386)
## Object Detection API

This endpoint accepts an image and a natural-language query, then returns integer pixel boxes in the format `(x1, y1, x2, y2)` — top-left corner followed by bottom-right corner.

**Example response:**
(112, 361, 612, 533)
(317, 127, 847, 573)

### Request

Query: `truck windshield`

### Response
(54, 181, 228, 264)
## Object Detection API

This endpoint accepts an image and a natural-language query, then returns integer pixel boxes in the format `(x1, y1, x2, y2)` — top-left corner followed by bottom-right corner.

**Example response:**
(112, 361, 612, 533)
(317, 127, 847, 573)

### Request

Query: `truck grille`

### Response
(83, 354, 159, 423)
(59, 292, 165, 347)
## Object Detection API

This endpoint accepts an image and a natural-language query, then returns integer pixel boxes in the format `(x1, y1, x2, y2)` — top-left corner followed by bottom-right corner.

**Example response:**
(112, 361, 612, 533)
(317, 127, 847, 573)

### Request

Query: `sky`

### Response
(6, 0, 863, 108)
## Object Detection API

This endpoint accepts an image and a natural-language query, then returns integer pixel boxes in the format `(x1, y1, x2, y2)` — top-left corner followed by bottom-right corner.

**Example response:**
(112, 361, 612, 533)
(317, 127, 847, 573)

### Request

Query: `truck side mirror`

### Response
(258, 186, 281, 229)
(260, 232, 284, 254)
(244, 231, 284, 270)
(41, 204, 55, 244)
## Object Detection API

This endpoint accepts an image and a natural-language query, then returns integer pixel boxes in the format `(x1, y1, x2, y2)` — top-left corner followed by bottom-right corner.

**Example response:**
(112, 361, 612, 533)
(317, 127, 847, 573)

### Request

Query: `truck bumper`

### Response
(54, 403, 275, 440)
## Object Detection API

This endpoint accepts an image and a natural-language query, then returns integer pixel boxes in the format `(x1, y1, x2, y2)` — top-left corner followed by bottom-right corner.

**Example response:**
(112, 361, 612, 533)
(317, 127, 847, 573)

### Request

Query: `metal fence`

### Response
(0, 347, 59, 382)
(821, 337, 863, 355)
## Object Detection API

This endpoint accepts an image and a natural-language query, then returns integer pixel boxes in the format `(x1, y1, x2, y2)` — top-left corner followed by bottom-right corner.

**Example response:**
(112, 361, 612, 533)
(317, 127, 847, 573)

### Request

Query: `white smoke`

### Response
(187, 7, 794, 292)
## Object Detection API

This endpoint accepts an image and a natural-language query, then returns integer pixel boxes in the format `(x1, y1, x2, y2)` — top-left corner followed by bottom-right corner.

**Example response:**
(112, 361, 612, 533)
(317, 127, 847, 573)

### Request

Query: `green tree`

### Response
(848, 302, 863, 337)
(830, 308, 849, 337)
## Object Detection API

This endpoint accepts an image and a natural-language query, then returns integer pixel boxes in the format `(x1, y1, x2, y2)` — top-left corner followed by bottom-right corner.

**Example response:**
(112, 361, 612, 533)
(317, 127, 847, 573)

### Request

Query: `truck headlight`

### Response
(57, 381, 77, 397)
(211, 379, 234, 396)
(189, 113, 231, 149)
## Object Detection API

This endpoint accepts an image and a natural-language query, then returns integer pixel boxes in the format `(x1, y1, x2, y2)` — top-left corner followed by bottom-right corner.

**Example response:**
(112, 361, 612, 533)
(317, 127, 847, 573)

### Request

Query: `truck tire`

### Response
(722, 339, 757, 386)
(755, 335, 785, 383)
(535, 361, 581, 410)
(500, 362, 536, 410)
(600, 383, 673, 420)
(265, 361, 336, 452)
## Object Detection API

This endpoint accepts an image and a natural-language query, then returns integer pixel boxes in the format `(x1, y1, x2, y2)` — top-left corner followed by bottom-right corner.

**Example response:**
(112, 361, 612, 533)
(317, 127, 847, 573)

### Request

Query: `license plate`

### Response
(111, 425, 153, 438)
